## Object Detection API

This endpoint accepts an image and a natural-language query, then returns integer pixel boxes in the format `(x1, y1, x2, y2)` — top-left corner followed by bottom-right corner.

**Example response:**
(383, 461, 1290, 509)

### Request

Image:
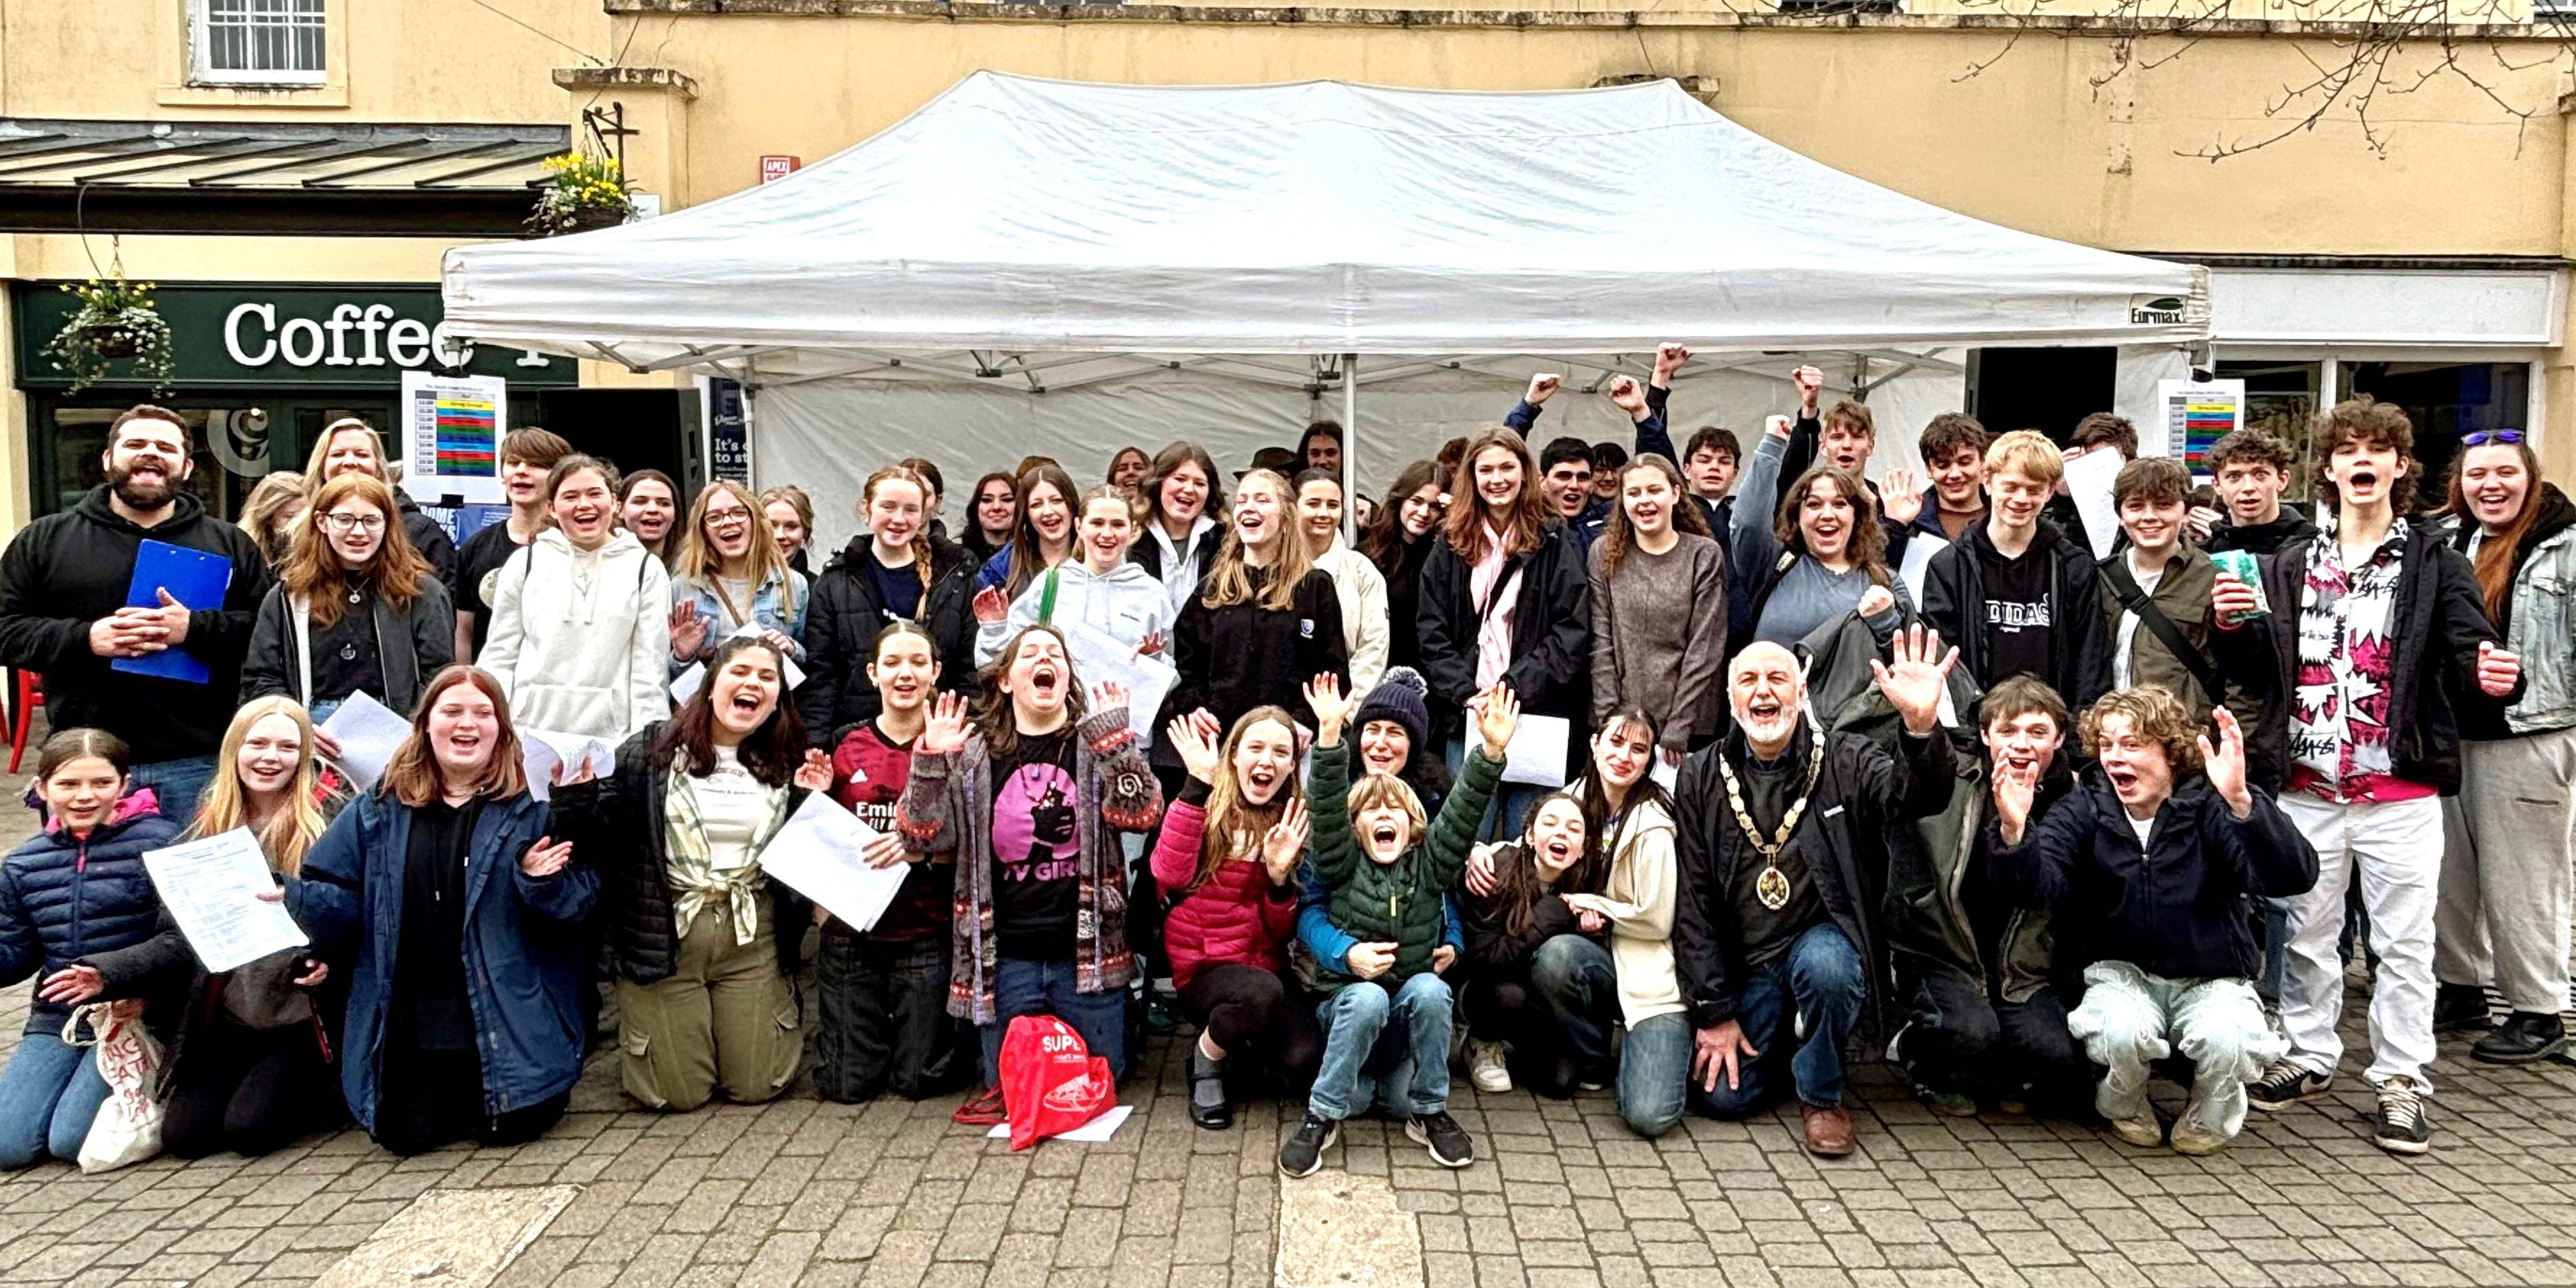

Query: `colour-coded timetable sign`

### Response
(399, 370, 508, 506)
(2154, 378, 2245, 468)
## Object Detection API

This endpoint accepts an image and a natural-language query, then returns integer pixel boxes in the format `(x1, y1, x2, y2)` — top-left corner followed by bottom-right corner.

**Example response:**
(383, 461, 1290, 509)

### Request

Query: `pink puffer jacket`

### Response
(1151, 793, 1299, 993)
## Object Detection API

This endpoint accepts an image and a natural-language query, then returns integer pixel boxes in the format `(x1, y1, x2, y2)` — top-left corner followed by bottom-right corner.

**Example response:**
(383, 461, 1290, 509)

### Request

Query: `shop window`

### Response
(191, 0, 326, 87)
(34, 397, 388, 522)
(1969, 346, 2116, 444)
(2339, 361, 2529, 515)
(2214, 360, 2320, 499)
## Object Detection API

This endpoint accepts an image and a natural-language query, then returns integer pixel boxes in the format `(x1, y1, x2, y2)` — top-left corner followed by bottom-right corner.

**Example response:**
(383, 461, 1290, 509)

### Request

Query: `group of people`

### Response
(0, 348, 2560, 1181)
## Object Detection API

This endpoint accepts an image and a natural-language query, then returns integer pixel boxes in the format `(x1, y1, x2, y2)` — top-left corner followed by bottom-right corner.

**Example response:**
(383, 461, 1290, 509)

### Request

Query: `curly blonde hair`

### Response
(2079, 685, 2203, 777)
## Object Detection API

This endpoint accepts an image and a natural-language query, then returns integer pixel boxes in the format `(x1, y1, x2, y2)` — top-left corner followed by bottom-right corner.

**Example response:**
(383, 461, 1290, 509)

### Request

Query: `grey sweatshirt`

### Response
(1588, 531, 1729, 752)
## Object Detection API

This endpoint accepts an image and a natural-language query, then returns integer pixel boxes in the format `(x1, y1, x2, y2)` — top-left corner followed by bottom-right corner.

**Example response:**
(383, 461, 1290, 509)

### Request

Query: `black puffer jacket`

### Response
(0, 796, 177, 1035)
(797, 536, 977, 744)
(1162, 565, 1349, 736)
(394, 492, 458, 585)
(1416, 520, 1590, 736)
(552, 723, 812, 983)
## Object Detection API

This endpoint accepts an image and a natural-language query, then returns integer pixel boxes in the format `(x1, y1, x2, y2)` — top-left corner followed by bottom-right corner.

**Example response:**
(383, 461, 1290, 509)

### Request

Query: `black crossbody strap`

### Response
(2099, 561, 2225, 711)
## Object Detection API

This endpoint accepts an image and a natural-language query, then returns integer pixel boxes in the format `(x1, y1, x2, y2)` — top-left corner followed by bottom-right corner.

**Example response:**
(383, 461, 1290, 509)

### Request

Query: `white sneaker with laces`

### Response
(1468, 1040, 1512, 1094)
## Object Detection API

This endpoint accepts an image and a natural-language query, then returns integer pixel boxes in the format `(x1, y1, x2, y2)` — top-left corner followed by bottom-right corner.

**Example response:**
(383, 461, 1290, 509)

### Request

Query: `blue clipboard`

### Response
(109, 540, 233, 685)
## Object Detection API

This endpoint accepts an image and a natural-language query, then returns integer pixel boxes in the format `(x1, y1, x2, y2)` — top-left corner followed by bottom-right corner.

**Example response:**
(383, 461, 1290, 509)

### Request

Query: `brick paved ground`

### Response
(0, 972, 2567, 1288)
(1, 759, 2573, 1287)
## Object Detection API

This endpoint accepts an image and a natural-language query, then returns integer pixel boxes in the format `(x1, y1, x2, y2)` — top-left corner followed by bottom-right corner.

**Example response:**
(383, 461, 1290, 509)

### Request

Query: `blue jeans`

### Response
(2258, 896, 2291, 1007)
(0, 1028, 112, 1169)
(978, 957, 1128, 1086)
(127, 754, 217, 824)
(1689, 923, 1866, 1118)
(1531, 935, 1617, 1077)
(1618, 1013, 1695, 1138)
(1310, 972, 1453, 1121)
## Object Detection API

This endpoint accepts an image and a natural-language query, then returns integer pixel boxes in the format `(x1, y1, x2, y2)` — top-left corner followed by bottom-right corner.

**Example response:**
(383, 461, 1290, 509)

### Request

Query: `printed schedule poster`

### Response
(2156, 378, 2245, 468)
(400, 370, 508, 506)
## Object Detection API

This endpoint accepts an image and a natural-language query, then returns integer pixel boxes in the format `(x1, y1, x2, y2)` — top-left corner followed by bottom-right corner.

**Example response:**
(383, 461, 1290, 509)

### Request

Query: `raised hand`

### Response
(793, 749, 833, 793)
(1654, 342, 1690, 385)
(2477, 640, 2522, 698)
(971, 585, 1009, 626)
(1261, 798, 1311, 883)
(1607, 375, 1647, 416)
(1168, 708, 1224, 785)
(669, 601, 708, 662)
(1765, 413, 1794, 442)
(1303, 673, 1357, 745)
(1090, 680, 1130, 713)
(1880, 468, 1924, 525)
(1992, 755, 2039, 845)
(520, 835, 574, 878)
(918, 691, 970, 757)
(1792, 364, 1825, 413)
(1869, 624, 1958, 736)
(2196, 707, 2253, 817)
(1469, 681, 1521, 760)
(1525, 373, 1562, 407)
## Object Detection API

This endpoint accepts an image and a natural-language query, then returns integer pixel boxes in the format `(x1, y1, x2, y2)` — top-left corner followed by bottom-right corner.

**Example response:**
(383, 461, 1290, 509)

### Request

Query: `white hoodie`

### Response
(976, 559, 1169, 667)
(478, 527, 673, 741)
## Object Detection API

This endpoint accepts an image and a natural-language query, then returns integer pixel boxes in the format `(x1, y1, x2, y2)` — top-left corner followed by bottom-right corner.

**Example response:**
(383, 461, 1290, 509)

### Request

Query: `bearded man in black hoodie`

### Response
(0, 405, 270, 819)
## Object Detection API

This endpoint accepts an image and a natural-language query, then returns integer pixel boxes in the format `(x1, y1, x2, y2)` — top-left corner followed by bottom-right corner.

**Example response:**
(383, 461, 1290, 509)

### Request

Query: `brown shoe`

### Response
(1801, 1104, 1854, 1158)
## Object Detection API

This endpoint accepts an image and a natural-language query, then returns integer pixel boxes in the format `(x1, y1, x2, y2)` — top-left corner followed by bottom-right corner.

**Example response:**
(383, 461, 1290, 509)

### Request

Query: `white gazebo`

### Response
(441, 72, 2209, 545)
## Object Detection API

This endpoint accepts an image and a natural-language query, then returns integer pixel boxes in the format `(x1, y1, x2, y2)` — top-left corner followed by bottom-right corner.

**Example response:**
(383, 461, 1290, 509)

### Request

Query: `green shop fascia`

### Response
(10, 281, 577, 519)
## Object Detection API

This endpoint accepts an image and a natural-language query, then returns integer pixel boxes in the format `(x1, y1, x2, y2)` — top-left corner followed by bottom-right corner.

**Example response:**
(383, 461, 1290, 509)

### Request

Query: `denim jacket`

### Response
(672, 569, 812, 673)
(2499, 523, 2576, 735)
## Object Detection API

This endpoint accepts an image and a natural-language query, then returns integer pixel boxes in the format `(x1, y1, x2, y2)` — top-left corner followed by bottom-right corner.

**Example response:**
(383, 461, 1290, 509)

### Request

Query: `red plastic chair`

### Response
(7, 671, 41, 774)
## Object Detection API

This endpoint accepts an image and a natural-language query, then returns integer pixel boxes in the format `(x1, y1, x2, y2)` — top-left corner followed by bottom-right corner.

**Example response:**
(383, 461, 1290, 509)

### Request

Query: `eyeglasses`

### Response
(704, 506, 753, 525)
(2461, 430, 2527, 446)
(323, 514, 386, 534)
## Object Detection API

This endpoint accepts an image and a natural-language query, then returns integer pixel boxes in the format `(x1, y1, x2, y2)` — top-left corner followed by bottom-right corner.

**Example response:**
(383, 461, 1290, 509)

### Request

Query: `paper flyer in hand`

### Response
(672, 624, 807, 706)
(2062, 446, 2126, 562)
(1055, 621, 1176, 748)
(317, 691, 411, 791)
(141, 828, 308, 975)
(520, 729, 617, 802)
(757, 792, 913, 932)
(1500, 714, 1571, 788)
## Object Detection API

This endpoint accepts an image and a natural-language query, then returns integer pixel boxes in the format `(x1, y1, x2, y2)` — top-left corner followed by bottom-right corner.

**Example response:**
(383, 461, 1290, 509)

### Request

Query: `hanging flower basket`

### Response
(528, 152, 637, 237)
(42, 277, 175, 395)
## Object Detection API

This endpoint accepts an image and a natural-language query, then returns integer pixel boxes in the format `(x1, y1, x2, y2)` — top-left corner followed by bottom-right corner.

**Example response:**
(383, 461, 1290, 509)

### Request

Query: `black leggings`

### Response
(162, 1014, 340, 1160)
(372, 1048, 568, 1157)
(1178, 963, 1322, 1088)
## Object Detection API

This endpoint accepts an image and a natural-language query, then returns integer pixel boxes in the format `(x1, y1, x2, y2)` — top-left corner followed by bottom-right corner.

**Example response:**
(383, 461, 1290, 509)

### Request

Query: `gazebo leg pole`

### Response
(1342, 351, 1361, 547)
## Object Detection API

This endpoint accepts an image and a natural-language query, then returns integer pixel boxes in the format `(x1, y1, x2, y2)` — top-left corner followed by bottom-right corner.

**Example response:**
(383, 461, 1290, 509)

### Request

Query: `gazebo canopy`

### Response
(439, 72, 2209, 377)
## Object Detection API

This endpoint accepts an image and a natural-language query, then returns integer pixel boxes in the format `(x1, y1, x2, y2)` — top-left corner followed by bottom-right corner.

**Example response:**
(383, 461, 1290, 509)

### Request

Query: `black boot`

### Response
(2433, 982, 2493, 1034)
(2471, 1011, 2569, 1066)
(1187, 1043, 1232, 1130)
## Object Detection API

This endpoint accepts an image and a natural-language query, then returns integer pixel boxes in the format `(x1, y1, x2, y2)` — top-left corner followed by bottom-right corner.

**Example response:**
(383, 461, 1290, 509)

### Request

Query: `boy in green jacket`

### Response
(1281, 674, 1515, 1178)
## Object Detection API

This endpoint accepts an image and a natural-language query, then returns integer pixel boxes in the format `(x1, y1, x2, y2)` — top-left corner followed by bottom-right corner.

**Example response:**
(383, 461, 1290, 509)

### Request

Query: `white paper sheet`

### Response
(756, 792, 914, 932)
(1055, 621, 1177, 748)
(520, 729, 617, 803)
(985, 1104, 1133, 1143)
(1499, 714, 1570, 788)
(318, 691, 413, 792)
(1650, 757, 1679, 793)
(2062, 447, 2125, 562)
(141, 828, 309, 974)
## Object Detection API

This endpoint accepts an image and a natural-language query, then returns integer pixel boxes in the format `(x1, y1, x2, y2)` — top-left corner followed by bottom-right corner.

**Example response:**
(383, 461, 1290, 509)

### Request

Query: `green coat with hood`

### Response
(1307, 738, 1501, 990)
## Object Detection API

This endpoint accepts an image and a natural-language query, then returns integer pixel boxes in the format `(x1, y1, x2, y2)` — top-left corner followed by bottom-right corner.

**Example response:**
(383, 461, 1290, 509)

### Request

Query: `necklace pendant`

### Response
(339, 643, 359, 661)
(1756, 864, 1791, 910)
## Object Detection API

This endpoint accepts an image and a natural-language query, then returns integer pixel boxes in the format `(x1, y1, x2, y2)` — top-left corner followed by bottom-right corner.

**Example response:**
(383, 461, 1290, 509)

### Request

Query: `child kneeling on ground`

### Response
(1281, 675, 1512, 1178)
(1996, 689, 2316, 1154)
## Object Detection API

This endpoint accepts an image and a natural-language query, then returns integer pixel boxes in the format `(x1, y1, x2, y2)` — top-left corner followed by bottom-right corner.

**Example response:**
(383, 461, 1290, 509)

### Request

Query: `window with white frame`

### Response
(191, 0, 327, 86)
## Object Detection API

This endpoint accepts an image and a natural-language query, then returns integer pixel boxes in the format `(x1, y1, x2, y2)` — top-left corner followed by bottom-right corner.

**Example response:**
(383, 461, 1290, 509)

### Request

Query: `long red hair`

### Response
(280, 473, 433, 626)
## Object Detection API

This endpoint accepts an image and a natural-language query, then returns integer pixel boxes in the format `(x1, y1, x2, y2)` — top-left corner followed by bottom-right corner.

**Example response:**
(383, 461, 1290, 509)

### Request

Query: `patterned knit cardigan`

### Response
(894, 705, 1163, 1025)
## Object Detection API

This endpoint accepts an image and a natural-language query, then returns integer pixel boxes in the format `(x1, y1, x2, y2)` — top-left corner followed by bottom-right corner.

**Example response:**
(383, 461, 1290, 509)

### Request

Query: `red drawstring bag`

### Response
(998, 1014, 1115, 1150)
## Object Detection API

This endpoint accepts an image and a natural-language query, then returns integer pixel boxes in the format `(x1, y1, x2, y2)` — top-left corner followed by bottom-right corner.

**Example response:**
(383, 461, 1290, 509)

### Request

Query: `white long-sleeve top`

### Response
(477, 527, 673, 741)
(1311, 538, 1389, 699)
(1562, 796, 1685, 1028)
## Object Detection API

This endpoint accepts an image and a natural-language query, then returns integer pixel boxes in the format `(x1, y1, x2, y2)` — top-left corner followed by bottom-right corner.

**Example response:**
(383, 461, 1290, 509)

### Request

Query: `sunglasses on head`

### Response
(2461, 430, 2527, 446)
